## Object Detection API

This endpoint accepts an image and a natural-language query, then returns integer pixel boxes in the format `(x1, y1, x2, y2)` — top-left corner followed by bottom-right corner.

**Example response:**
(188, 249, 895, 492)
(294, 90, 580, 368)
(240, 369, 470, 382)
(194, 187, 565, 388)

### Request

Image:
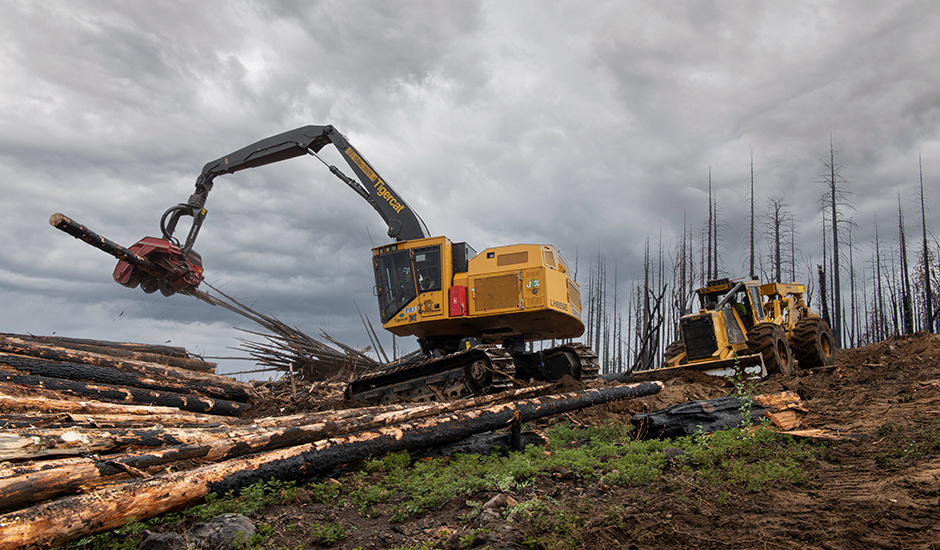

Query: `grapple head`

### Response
(113, 237, 204, 297)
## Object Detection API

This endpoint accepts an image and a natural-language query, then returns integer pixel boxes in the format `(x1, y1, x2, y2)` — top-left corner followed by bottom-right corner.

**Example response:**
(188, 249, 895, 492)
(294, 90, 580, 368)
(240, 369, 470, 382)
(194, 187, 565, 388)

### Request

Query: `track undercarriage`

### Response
(346, 343, 600, 405)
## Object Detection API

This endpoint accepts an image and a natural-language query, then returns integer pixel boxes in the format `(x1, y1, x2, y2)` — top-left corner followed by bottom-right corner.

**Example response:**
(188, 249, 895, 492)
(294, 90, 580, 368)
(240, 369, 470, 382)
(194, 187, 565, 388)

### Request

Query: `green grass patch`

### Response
(71, 419, 824, 549)
(310, 521, 356, 546)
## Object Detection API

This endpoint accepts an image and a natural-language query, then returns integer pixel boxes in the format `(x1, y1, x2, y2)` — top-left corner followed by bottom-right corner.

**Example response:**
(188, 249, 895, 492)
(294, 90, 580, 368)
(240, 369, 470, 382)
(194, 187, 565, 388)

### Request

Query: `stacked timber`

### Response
(0, 335, 666, 549)
(0, 333, 253, 417)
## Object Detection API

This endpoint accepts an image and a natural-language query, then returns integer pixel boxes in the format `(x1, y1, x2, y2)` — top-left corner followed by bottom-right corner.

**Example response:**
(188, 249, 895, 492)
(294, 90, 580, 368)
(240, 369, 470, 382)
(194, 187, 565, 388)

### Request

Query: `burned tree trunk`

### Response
(0, 382, 662, 550)
(0, 371, 249, 416)
(0, 388, 233, 420)
(0, 386, 561, 510)
(630, 391, 806, 439)
(0, 353, 249, 403)
(0, 338, 242, 397)
(0, 333, 213, 372)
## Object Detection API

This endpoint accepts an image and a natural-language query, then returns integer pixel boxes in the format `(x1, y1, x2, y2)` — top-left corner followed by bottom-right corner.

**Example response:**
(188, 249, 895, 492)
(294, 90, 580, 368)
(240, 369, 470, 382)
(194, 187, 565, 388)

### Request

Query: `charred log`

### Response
(630, 391, 806, 439)
(0, 338, 243, 398)
(0, 389, 235, 421)
(0, 386, 554, 509)
(0, 371, 249, 416)
(0, 353, 249, 403)
(0, 333, 212, 372)
(0, 382, 662, 549)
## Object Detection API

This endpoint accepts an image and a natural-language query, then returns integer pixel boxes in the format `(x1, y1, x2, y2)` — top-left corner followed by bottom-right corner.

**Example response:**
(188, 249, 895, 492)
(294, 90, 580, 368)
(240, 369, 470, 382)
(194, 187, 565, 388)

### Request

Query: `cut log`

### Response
(0, 353, 249, 403)
(0, 425, 244, 461)
(0, 333, 213, 372)
(0, 372, 249, 416)
(249, 384, 549, 428)
(0, 382, 662, 549)
(0, 390, 236, 422)
(0, 338, 244, 397)
(0, 386, 557, 508)
(630, 391, 806, 439)
(0, 332, 191, 358)
(2, 385, 548, 460)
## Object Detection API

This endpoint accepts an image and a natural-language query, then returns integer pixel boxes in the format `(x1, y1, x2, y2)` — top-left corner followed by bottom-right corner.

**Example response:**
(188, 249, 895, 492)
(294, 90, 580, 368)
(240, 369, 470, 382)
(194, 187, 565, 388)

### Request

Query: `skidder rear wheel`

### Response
(792, 318, 835, 368)
(746, 323, 794, 376)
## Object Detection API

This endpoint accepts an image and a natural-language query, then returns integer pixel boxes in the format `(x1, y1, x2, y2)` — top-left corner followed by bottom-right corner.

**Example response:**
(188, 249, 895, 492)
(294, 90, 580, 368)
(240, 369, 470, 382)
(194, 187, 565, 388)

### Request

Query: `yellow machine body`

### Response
(372, 236, 584, 348)
(658, 278, 834, 378)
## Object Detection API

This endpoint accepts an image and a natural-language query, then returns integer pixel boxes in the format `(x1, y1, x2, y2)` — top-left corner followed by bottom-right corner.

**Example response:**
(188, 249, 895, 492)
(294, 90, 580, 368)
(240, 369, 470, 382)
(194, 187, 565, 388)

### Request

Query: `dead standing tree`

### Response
(898, 194, 915, 335)
(818, 135, 853, 348)
(918, 154, 935, 332)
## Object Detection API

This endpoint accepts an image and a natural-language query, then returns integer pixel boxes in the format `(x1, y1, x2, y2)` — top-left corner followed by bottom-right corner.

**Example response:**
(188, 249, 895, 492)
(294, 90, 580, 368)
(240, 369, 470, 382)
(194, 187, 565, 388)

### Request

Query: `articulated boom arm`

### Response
(162, 124, 430, 253)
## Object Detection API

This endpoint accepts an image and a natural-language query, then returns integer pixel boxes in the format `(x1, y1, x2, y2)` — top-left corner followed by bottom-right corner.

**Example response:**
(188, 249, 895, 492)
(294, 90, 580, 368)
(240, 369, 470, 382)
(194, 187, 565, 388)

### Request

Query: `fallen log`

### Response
(3, 385, 548, 460)
(630, 391, 806, 439)
(0, 333, 214, 373)
(0, 386, 555, 507)
(0, 390, 236, 422)
(0, 410, 229, 434)
(249, 384, 549, 428)
(0, 425, 245, 462)
(0, 338, 245, 399)
(0, 333, 190, 358)
(0, 353, 249, 404)
(0, 372, 249, 416)
(0, 382, 662, 549)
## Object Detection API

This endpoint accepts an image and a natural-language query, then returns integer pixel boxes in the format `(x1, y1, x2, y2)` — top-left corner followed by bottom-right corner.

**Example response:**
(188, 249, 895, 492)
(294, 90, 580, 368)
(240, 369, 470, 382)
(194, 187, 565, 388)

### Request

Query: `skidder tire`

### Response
(663, 340, 686, 366)
(791, 318, 835, 368)
(746, 323, 794, 376)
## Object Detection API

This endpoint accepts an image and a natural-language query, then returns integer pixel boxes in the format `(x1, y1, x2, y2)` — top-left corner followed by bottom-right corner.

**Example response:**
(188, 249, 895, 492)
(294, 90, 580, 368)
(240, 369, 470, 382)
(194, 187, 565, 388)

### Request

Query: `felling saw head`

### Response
(112, 235, 204, 296)
(49, 212, 204, 297)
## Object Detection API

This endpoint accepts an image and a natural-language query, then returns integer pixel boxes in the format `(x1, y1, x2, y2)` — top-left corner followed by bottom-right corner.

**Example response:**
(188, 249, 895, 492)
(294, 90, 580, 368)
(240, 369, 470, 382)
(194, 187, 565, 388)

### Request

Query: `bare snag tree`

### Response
(818, 135, 853, 347)
(763, 197, 794, 283)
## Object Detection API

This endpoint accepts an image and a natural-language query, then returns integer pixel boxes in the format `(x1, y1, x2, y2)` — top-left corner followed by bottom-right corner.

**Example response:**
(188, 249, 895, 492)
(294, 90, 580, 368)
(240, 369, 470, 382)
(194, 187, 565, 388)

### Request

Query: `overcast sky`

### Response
(1, 1, 938, 378)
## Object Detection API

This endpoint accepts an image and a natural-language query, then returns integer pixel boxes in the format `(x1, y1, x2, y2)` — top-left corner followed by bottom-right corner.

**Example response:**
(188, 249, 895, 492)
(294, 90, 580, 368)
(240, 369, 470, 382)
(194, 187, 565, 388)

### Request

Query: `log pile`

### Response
(0, 333, 253, 417)
(0, 331, 666, 549)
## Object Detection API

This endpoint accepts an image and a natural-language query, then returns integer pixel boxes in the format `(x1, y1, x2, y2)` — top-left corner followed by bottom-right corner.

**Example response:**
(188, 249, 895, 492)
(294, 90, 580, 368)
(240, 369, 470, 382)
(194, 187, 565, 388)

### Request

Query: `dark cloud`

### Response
(1, 1, 938, 375)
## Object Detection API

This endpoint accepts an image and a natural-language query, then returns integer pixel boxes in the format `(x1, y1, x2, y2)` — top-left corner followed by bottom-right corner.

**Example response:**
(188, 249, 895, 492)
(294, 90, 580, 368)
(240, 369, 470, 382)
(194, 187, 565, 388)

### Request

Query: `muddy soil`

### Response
(190, 334, 940, 549)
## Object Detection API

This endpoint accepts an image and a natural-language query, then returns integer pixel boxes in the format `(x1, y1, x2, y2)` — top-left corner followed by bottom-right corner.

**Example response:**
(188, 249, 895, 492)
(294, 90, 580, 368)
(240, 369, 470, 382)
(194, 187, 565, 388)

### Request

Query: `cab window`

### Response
(413, 245, 442, 293)
(374, 249, 417, 322)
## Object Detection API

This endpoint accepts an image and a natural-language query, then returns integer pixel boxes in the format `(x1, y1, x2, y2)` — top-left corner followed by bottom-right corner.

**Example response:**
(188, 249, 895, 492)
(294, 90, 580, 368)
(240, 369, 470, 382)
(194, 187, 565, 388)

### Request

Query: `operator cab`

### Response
(372, 237, 476, 324)
(697, 278, 763, 329)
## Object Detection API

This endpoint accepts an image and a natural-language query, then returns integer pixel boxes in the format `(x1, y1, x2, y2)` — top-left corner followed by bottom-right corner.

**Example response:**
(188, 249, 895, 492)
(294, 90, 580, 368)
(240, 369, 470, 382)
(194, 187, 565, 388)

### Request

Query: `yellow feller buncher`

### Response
(67, 124, 597, 404)
(660, 278, 835, 377)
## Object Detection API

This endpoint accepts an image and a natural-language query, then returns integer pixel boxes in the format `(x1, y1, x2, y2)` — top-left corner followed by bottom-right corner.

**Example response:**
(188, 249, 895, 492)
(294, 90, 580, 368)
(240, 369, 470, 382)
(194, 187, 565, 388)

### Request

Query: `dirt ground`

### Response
(201, 334, 940, 549)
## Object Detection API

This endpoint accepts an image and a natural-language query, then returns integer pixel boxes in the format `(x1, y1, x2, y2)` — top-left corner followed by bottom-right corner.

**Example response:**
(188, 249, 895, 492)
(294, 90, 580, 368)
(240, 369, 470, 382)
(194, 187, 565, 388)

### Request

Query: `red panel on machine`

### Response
(449, 285, 468, 317)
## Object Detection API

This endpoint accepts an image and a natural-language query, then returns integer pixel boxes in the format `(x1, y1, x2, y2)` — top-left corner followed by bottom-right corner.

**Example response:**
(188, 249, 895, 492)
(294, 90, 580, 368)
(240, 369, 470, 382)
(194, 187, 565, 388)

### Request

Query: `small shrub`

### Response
(306, 479, 342, 504)
(309, 521, 355, 546)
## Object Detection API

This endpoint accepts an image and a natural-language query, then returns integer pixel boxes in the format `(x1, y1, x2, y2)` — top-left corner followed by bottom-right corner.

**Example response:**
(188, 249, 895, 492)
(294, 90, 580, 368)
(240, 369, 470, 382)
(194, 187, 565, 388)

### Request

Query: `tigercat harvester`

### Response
(659, 278, 835, 377)
(110, 124, 598, 404)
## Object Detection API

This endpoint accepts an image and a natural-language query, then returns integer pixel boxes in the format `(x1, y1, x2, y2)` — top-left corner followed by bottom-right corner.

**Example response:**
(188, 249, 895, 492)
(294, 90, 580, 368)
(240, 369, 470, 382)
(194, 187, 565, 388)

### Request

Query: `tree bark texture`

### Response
(0, 382, 662, 550)
(0, 352, 250, 404)
(0, 333, 213, 372)
(0, 372, 249, 416)
(0, 389, 234, 420)
(0, 332, 191, 358)
(0, 385, 583, 510)
(0, 338, 242, 396)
